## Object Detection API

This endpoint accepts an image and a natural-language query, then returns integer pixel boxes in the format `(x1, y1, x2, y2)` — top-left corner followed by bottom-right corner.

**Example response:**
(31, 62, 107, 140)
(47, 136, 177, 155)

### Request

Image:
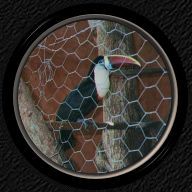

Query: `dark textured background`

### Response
(0, 0, 192, 191)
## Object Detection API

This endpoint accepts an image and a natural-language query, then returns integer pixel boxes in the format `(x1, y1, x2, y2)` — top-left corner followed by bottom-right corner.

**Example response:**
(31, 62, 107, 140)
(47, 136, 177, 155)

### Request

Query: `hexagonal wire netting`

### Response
(18, 19, 172, 175)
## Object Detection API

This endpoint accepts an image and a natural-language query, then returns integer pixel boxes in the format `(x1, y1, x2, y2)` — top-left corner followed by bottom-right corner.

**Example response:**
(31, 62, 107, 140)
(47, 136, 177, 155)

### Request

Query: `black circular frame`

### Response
(2, 4, 188, 189)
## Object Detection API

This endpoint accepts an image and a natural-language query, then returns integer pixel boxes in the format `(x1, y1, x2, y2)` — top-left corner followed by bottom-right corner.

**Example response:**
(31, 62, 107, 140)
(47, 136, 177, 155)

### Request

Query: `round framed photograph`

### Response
(4, 11, 181, 184)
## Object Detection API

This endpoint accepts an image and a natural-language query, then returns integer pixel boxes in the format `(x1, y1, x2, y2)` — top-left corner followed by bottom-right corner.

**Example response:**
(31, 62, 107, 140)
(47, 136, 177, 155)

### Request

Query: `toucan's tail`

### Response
(46, 122, 76, 151)
(55, 138, 76, 171)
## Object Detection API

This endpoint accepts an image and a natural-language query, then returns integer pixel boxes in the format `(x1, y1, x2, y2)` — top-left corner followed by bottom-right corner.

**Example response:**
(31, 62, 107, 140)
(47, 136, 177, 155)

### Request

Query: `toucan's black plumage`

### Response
(56, 56, 104, 122)
(56, 56, 103, 149)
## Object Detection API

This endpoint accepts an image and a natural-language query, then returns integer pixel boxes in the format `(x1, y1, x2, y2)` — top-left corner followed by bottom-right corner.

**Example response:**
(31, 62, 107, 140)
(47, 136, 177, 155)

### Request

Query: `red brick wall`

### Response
(22, 21, 101, 121)
(133, 33, 171, 122)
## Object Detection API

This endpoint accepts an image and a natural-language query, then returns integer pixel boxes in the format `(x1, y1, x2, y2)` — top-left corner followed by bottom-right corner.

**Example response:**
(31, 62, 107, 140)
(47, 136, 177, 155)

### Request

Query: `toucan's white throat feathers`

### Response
(94, 64, 110, 98)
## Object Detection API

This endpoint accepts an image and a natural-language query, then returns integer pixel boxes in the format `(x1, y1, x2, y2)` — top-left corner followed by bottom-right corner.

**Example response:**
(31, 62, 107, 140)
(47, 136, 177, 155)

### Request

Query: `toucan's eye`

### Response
(98, 59, 104, 64)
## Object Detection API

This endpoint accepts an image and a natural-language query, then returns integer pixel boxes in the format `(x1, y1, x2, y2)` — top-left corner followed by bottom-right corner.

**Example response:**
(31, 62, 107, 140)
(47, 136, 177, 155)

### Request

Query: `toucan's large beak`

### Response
(104, 55, 141, 70)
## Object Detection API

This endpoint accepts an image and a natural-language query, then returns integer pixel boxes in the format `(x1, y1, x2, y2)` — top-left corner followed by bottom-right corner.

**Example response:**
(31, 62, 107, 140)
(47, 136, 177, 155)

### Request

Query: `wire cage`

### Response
(16, 17, 175, 177)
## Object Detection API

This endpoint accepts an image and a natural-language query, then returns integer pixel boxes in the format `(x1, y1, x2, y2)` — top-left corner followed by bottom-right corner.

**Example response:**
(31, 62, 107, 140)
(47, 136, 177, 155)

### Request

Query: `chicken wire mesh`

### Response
(16, 18, 174, 176)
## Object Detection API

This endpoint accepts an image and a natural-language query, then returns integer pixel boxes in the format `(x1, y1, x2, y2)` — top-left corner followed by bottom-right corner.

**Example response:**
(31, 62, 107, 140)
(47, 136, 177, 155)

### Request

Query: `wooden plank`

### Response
(46, 121, 129, 133)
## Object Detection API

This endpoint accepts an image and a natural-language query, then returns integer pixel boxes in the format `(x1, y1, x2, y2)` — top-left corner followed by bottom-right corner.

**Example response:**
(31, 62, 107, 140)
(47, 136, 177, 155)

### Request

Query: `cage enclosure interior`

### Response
(13, 15, 178, 179)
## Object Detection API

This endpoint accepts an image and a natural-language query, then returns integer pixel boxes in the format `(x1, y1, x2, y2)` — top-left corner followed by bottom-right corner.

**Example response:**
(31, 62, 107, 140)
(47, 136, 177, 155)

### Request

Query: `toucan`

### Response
(55, 55, 141, 153)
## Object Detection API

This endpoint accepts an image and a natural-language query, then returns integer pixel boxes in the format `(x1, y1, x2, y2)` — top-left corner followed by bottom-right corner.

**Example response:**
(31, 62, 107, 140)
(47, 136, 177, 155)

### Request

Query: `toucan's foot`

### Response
(77, 118, 94, 129)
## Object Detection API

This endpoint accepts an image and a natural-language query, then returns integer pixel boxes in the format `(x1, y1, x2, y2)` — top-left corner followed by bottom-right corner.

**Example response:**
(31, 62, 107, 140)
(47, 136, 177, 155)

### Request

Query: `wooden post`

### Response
(95, 21, 144, 171)
(18, 79, 63, 164)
